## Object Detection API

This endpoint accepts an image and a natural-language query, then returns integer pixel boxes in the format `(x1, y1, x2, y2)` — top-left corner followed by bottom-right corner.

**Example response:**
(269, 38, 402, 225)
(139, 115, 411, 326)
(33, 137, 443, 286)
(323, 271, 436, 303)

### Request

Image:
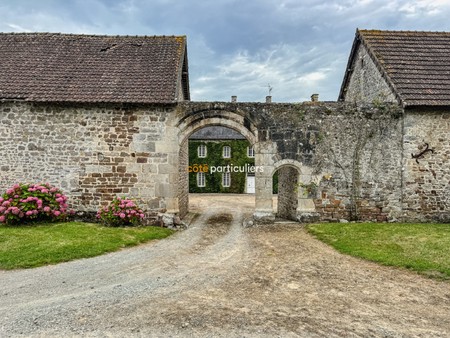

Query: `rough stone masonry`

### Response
(2, 98, 447, 225)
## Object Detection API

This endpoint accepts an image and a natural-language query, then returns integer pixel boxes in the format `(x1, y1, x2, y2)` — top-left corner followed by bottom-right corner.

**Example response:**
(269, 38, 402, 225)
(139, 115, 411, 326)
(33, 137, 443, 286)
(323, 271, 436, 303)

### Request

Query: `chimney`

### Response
(266, 96, 272, 103)
(231, 95, 237, 103)
(311, 93, 319, 102)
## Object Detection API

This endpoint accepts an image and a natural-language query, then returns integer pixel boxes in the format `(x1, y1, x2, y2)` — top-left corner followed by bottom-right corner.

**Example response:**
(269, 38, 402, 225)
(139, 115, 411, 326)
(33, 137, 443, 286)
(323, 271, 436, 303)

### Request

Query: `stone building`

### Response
(0, 33, 190, 223)
(0, 30, 448, 224)
(339, 29, 450, 222)
(188, 126, 255, 194)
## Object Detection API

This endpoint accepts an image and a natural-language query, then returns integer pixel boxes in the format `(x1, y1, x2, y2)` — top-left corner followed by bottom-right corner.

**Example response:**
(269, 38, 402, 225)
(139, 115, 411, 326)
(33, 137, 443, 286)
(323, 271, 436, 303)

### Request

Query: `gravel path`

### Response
(1, 194, 449, 337)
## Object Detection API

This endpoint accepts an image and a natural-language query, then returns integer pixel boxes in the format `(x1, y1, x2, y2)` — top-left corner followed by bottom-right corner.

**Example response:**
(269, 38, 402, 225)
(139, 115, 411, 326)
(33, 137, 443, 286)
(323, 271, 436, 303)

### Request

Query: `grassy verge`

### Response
(307, 222, 450, 280)
(0, 222, 174, 270)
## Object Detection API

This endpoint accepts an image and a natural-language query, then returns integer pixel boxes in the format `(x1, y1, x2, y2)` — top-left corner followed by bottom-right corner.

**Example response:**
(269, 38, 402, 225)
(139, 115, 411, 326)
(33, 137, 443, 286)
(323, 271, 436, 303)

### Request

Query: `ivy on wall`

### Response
(188, 140, 255, 193)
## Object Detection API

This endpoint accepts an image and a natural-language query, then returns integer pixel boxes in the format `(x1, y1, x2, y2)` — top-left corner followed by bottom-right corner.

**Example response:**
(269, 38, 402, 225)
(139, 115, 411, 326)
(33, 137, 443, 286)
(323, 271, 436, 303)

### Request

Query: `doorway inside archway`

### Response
(272, 165, 300, 221)
(178, 125, 256, 219)
(188, 126, 255, 194)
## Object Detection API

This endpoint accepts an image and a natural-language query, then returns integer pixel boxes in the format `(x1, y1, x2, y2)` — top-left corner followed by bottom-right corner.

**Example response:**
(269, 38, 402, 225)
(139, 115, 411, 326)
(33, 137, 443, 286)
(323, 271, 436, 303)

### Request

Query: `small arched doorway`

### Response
(269, 160, 319, 223)
(273, 165, 300, 221)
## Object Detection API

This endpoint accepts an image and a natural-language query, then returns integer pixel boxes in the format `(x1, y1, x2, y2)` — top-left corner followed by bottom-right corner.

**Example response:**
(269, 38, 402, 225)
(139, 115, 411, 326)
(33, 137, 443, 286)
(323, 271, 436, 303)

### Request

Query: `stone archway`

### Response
(271, 159, 319, 222)
(176, 111, 258, 219)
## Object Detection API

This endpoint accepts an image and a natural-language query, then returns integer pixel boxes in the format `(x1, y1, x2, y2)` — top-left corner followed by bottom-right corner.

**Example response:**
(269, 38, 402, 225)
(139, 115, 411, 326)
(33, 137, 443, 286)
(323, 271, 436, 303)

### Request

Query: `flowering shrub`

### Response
(96, 197, 145, 227)
(0, 183, 72, 225)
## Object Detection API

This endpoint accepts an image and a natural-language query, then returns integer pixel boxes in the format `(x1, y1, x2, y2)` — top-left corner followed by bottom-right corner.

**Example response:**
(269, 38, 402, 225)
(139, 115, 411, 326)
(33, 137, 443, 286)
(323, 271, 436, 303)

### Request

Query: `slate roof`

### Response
(189, 126, 246, 140)
(0, 33, 190, 104)
(339, 29, 450, 107)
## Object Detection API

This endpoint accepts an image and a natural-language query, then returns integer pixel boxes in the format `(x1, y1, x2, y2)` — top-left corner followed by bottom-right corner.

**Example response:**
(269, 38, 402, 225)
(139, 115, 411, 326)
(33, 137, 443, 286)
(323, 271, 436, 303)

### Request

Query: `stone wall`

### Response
(402, 109, 450, 222)
(341, 42, 450, 223)
(312, 104, 404, 221)
(0, 102, 178, 223)
(178, 101, 405, 222)
(253, 102, 403, 221)
(343, 44, 398, 104)
(1, 100, 447, 224)
(277, 166, 299, 220)
(178, 140, 189, 218)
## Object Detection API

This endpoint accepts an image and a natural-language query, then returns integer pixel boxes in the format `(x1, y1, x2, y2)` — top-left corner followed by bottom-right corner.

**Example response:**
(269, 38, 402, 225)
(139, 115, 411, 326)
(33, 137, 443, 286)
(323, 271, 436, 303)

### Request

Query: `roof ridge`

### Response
(0, 32, 186, 39)
(358, 29, 450, 34)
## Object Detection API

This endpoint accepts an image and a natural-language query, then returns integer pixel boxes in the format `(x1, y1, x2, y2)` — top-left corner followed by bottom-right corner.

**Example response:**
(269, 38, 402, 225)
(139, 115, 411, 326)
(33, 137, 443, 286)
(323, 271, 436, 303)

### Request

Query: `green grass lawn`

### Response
(0, 222, 174, 270)
(307, 222, 450, 280)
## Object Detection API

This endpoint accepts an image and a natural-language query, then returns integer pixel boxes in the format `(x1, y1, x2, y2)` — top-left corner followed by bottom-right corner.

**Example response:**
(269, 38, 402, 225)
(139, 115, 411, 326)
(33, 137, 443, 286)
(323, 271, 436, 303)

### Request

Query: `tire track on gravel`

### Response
(0, 196, 253, 337)
(2, 194, 448, 338)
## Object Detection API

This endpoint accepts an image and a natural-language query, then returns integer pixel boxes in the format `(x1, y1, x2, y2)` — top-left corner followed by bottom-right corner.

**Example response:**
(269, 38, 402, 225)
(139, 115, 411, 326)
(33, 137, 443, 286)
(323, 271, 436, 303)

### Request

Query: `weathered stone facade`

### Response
(1, 99, 448, 223)
(276, 166, 299, 220)
(402, 109, 450, 222)
(339, 30, 450, 223)
(342, 44, 398, 104)
(0, 102, 179, 223)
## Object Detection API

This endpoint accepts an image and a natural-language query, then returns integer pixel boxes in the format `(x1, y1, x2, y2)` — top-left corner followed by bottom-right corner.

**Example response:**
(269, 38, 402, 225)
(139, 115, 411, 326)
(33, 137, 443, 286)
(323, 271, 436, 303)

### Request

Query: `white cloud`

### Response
(190, 42, 343, 102)
(5, 23, 32, 32)
(399, 0, 450, 16)
(1, 0, 450, 102)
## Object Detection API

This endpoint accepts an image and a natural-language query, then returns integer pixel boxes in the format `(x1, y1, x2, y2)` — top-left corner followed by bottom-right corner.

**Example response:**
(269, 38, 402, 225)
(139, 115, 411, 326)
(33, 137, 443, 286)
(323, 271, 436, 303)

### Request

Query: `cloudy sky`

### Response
(1, 0, 450, 102)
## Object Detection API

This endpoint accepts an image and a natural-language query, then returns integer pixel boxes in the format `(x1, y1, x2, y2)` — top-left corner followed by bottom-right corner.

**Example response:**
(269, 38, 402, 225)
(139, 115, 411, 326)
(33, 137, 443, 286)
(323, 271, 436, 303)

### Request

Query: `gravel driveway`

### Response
(1, 194, 449, 337)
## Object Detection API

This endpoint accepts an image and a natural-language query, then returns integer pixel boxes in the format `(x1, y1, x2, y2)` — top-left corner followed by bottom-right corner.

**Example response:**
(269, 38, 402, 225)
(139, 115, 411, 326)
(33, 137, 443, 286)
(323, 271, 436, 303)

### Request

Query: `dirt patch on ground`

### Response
(0, 194, 449, 337)
(192, 212, 234, 250)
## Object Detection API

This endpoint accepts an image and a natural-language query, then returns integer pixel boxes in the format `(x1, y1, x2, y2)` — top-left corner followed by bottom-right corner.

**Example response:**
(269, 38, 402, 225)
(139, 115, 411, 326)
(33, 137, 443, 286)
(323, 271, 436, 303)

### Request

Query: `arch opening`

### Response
(177, 112, 258, 219)
(272, 165, 300, 221)
(263, 160, 320, 223)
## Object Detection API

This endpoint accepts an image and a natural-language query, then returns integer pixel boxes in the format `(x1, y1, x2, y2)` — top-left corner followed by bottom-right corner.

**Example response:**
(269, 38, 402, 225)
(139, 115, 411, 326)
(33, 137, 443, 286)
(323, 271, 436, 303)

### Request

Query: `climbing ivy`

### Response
(188, 140, 255, 193)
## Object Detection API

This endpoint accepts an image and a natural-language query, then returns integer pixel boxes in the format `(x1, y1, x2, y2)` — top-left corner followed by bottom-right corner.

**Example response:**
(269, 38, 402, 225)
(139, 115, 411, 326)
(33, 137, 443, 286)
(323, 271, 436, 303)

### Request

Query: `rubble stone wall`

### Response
(402, 109, 450, 222)
(1, 100, 447, 224)
(343, 44, 398, 104)
(0, 102, 177, 223)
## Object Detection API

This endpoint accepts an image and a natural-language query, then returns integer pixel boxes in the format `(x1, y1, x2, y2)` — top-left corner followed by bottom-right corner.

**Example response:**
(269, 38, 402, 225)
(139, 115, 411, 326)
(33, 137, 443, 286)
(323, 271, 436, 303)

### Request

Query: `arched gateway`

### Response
(1, 32, 446, 225)
(170, 102, 319, 224)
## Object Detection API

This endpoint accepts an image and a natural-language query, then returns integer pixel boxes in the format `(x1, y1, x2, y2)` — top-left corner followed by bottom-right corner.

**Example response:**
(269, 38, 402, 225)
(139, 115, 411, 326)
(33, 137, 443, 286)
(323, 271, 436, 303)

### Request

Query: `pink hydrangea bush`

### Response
(0, 183, 73, 225)
(96, 197, 145, 227)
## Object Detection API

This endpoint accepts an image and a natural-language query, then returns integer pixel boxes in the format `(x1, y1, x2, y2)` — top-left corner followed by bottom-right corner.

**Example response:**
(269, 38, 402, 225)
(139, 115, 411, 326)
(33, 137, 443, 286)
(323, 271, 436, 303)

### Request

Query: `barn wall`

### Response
(343, 44, 398, 104)
(402, 109, 450, 222)
(0, 102, 178, 223)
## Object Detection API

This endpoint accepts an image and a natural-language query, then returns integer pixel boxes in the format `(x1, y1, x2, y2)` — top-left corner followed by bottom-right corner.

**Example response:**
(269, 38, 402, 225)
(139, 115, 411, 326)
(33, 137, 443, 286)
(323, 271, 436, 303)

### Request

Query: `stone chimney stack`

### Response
(266, 96, 272, 103)
(311, 94, 319, 102)
(231, 96, 237, 103)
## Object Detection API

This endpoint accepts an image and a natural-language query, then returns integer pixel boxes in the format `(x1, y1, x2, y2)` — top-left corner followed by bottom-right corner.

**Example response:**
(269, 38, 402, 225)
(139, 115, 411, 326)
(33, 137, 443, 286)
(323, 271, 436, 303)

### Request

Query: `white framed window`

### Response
(247, 146, 255, 158)
(222, 172, 231, 187)
(197, 144, 207, 158)
(197, 172, 206, 187)
(222, 146, 231, 158)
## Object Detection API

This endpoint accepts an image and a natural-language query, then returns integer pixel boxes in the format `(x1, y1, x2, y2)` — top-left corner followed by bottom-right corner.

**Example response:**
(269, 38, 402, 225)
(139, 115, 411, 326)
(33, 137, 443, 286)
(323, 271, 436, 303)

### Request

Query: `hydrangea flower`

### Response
(97, 197, 145, 227)
(0, 183, 73, 225)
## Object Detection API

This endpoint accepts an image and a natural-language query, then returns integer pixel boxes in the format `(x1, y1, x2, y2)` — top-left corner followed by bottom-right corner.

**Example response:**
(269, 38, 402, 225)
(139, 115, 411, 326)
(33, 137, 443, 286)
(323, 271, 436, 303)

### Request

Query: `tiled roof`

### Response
(339, 29, 450, 107)
(0, 33, 189, 104)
